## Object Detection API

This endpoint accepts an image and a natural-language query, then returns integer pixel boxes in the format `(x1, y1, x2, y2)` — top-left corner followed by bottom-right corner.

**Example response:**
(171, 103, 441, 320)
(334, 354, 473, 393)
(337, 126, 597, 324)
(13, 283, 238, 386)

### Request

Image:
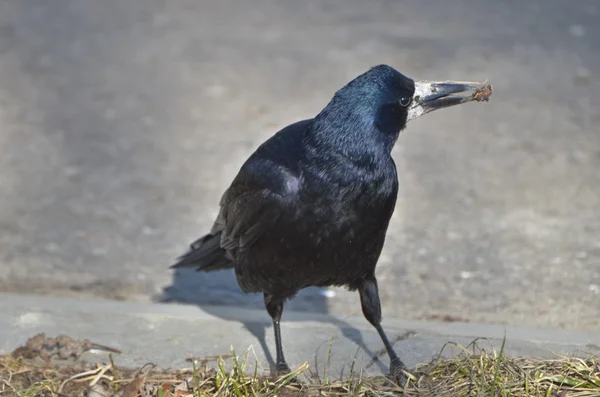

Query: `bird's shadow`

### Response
(156, 268, 387, 375)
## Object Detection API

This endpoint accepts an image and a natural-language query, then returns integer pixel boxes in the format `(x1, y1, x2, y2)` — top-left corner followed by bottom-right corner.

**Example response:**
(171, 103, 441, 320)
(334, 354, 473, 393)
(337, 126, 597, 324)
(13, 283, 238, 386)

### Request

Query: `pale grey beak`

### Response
(407, 80, 492, 121)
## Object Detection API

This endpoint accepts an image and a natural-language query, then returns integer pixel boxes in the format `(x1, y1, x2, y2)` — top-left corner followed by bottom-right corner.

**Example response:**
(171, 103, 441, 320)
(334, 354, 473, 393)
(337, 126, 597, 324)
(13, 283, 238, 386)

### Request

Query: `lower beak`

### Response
(407, 80, 492, 121)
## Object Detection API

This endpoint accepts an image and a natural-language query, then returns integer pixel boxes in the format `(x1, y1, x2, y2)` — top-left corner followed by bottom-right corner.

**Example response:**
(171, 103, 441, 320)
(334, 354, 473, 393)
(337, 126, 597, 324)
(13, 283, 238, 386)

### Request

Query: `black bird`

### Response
(172, 64, 490, 384)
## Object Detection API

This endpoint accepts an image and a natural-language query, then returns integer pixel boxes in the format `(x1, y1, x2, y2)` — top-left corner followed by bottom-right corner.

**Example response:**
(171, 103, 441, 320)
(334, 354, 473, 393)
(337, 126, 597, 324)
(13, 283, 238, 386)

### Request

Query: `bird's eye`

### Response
(399, 97, 412, 107)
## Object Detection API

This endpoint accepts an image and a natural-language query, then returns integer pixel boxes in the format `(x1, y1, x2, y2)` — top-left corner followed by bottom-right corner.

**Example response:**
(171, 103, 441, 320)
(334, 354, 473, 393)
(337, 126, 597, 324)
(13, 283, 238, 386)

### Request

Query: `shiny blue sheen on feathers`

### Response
(173, 65, 416, 300)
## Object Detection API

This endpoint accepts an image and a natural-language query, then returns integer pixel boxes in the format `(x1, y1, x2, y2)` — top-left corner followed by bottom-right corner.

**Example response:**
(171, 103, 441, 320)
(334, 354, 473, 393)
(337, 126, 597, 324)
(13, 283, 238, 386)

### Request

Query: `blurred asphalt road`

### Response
(1, 0, 599, 331)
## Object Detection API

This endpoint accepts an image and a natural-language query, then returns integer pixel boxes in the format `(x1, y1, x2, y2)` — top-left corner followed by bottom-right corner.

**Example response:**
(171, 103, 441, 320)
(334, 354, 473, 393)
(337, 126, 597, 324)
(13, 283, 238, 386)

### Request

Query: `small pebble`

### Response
(63, 166, 81, 177)
(460, 271, 474, 280)
(45, 243, 59, 253)
(569, 24, 586, 37)
(446, 231, 461, 240)
(206, 84, 228, 98)
(142, 226, 156, 236)
(91, 247, 107, 256)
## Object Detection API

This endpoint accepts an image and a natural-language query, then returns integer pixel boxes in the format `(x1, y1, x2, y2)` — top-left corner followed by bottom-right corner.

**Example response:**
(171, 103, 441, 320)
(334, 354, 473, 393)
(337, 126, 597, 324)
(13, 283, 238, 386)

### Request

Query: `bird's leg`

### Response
(358, 277, 408, 386)
(264, 293, 291, 375)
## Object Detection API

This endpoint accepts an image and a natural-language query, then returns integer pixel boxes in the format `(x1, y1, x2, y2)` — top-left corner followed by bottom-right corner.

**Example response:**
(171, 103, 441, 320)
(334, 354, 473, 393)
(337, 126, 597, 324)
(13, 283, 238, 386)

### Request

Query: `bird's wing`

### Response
(214, 157, 300, 254)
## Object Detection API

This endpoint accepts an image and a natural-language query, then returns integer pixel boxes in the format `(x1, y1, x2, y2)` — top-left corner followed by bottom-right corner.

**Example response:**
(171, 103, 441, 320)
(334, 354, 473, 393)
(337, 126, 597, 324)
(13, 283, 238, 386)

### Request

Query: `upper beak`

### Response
(407, 80, 492, 121)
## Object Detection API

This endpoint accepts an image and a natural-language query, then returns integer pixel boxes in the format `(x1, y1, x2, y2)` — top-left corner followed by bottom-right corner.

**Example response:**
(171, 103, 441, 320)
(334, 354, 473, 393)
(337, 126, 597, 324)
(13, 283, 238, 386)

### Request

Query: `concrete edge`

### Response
(1, 292, 598, 348)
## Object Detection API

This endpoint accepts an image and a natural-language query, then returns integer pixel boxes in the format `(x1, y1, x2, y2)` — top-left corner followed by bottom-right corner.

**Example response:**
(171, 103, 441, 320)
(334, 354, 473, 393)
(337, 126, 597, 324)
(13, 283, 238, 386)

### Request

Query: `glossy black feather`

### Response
(172, 65, 415, 299)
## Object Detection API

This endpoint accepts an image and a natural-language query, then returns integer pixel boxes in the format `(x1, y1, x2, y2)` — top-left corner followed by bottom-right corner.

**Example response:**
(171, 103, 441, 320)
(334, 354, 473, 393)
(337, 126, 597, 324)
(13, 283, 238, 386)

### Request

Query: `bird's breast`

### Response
(292, 174, 396, 240)
(234, 170, 397, 295)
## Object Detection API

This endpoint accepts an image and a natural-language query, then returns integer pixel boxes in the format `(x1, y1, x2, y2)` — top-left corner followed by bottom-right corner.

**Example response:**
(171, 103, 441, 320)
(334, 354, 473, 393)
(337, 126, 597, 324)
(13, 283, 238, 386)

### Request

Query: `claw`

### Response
(273, 362, 291, 377)
(388, 359, 409, 388)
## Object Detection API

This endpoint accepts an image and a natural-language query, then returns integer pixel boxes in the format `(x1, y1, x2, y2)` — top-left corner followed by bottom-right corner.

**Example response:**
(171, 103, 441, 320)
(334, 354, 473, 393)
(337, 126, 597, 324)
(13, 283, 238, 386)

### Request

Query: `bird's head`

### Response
(312, 64, 491, 159)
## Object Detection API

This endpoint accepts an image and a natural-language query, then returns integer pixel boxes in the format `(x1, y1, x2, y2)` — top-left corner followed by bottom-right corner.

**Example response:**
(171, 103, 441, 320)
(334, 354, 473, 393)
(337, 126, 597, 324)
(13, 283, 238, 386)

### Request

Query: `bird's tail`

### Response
(171, 232, 233, 272)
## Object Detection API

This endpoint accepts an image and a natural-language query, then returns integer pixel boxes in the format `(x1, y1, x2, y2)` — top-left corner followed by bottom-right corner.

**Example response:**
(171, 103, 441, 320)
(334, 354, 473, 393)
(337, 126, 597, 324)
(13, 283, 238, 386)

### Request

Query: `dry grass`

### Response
(1, 339, 599, 397)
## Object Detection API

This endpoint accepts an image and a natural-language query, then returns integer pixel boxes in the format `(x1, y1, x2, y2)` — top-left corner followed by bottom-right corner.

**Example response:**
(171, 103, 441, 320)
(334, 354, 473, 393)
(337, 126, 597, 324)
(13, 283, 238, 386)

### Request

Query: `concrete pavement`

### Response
(2, 293, 599, 379)
(0, 0, 599, 332)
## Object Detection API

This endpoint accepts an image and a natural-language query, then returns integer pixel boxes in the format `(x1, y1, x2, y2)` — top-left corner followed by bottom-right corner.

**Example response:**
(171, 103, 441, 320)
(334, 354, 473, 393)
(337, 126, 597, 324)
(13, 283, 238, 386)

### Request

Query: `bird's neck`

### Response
(302, 130, 395, 185)
(307, 117, 397, 171)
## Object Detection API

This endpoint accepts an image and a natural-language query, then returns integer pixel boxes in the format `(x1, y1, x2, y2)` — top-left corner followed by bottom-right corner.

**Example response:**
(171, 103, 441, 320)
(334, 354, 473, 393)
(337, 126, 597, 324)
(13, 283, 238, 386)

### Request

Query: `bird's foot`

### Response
(387, 358, 409, 388)
(272, 362, 291, 377)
